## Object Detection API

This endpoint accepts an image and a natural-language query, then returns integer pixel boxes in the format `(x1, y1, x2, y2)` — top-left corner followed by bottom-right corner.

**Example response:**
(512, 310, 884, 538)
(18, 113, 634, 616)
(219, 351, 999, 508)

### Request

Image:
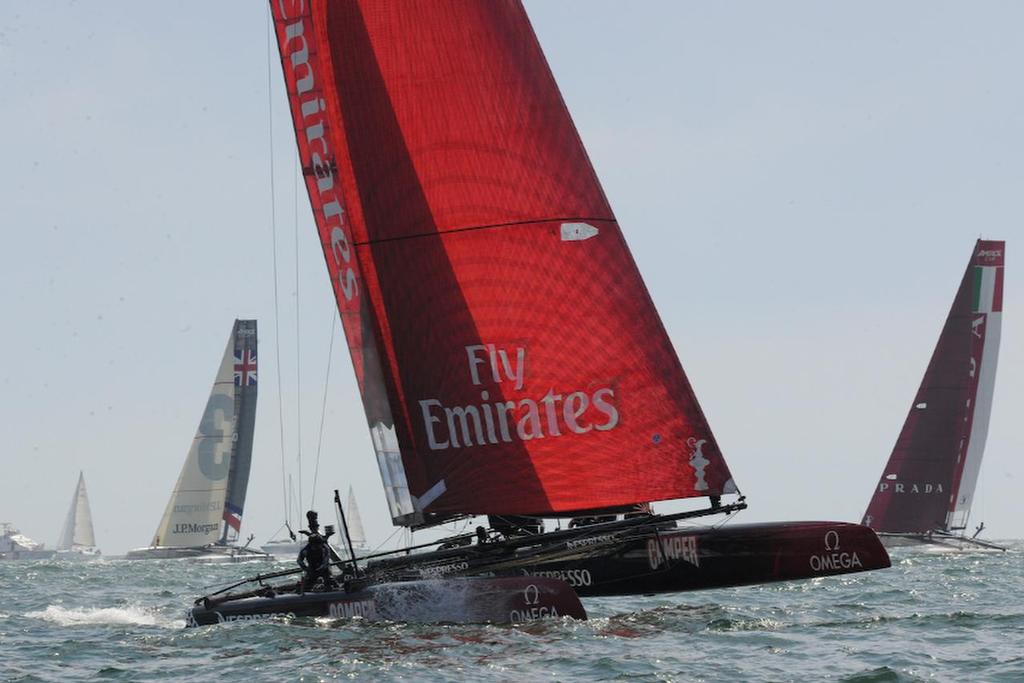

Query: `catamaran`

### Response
(188, 0, 889, 624)
(128, 320, 270, 562)
(863, 240, 1006, 551)
(55, 472, 101, 560)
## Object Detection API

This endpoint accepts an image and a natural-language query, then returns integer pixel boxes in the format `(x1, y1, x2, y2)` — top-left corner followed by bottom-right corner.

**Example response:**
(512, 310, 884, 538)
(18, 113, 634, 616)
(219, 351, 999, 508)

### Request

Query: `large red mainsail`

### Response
(863, 240, 1004, 534)
(272, 0, 736, 526)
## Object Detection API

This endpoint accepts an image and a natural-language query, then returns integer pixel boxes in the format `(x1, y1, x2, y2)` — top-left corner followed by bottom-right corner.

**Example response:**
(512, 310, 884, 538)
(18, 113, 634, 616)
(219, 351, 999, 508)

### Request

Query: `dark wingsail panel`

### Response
(272, 0, 736, 526)
(863, 240, 1004, 534)
(222, 320, 258, 538)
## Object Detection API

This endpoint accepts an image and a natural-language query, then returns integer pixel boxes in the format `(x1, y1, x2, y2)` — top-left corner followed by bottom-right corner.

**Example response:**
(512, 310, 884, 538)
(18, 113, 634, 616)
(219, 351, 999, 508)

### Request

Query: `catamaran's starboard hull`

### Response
(125, 546, 272, 562)
(187, 577, 586, 626)
(370, 521, 890, 595)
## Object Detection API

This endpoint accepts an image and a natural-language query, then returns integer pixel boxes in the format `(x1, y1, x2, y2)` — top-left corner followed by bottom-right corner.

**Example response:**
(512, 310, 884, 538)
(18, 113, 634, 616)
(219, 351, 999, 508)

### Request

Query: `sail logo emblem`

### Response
(233, 349, 257, 386)
(809, 530, 862, 573)
(418, 344, 619, 451)
(688, 438, 710, 491)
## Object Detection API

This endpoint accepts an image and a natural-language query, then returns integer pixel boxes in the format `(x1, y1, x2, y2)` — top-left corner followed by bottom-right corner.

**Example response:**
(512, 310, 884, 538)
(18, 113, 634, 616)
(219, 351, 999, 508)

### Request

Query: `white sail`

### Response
(57, 472, 96, 550)
(151, 331, 238, 548)
(346, 486, 366, 549)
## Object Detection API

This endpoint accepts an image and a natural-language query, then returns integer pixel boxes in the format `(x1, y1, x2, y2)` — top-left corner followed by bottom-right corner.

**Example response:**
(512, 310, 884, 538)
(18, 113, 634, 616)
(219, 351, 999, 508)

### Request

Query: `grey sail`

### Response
(128, 320, 268, 561)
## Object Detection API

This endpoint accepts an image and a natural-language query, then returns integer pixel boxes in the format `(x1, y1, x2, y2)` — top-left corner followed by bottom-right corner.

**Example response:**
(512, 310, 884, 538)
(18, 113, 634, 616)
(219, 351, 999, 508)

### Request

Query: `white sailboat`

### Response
(55, 472, 101, 560)
(341, 486, 368, 557)
(126, 320, 270, 562)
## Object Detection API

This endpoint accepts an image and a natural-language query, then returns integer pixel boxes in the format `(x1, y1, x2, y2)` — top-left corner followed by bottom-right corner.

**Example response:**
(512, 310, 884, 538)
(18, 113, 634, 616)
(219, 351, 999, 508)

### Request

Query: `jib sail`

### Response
(863, 240, 1004, 534)
(271, 0, 736, 527)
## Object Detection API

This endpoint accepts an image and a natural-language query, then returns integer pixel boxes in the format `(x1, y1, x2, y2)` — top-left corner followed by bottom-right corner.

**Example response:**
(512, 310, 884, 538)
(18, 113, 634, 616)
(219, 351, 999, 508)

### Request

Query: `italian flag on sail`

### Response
(972, 265, 1004, 313)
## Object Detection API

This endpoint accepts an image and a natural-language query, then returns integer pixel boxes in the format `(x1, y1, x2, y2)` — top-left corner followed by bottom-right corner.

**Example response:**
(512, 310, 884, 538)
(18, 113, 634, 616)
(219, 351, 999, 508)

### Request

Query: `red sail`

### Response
(863, 240, 1004, 534)
(272, 0, 736, 526)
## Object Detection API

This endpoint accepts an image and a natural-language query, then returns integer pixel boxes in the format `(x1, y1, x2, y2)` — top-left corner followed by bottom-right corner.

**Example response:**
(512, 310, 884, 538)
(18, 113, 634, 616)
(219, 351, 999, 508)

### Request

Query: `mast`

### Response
(863, 240, 1004, 534)
(271, 1, 737, 529)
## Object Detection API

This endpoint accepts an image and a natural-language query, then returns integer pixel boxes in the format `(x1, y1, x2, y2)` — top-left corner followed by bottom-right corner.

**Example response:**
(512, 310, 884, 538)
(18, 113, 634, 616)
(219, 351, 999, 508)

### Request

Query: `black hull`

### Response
(368, 520, 891, 595)
(188, 576, 586, 626)
(189, 518, 890, 628)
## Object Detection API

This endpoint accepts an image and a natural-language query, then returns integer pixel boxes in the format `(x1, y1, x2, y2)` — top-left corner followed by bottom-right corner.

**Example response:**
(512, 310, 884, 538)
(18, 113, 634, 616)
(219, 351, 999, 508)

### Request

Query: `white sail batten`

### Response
(151, 333, 238, 548)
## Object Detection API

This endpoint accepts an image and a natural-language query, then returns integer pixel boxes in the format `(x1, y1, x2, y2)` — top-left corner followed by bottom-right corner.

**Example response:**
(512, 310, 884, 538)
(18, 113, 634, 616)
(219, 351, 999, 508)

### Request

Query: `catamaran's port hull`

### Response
(370, 520, 891, 595)
(877, 532, 1007, 552)
(125, 546, 273, 562)
(187, 576, 586, 626)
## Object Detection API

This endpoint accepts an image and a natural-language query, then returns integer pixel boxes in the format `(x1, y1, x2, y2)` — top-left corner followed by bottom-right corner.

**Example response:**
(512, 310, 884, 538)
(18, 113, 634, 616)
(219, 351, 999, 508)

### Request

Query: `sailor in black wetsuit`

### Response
(297, 510, 335, 591)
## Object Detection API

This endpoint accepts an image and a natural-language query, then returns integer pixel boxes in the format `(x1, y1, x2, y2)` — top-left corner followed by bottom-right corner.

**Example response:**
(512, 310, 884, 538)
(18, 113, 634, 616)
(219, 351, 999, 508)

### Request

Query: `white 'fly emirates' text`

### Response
(419, 344, 619, 451)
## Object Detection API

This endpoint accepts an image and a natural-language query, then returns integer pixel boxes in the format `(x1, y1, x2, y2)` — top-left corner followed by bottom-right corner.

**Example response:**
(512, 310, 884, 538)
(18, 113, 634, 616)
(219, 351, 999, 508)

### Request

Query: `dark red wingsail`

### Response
(272, 0, 736, 526)
(863, 240, 1004, 534)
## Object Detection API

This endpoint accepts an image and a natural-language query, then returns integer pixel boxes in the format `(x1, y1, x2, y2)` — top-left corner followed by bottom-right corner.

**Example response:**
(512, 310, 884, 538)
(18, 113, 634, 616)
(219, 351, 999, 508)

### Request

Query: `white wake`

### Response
(25, 604, 178, 628)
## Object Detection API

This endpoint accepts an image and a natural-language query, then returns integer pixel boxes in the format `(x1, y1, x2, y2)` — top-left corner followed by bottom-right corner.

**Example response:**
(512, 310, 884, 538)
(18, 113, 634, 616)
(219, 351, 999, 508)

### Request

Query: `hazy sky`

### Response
(1, 2, 1021, 555)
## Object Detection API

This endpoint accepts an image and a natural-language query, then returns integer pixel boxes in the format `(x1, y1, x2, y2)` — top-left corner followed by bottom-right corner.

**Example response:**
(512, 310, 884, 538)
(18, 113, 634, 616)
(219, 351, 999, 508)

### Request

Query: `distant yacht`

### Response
(55, 472, 101, 560)
(0, 523, 54, 560)
(863, 240, 1006, 551)
(126, 320, 270, 562)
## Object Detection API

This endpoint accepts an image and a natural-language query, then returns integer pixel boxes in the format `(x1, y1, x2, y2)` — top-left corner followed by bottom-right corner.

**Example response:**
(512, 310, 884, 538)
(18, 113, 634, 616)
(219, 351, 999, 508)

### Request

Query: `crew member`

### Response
(297, 510, 335, 591)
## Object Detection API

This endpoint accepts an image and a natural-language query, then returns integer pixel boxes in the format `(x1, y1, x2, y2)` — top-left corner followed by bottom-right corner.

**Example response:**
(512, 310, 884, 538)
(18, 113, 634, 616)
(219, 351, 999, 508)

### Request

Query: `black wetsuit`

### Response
(297, 536, 333, 590)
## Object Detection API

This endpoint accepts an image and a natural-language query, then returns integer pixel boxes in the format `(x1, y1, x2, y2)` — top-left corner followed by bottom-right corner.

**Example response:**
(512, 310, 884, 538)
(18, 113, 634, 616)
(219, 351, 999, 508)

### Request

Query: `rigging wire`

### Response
(266, 8, 290, 527)
(309, 307, 338, 509)
(294, 150, 304, 519)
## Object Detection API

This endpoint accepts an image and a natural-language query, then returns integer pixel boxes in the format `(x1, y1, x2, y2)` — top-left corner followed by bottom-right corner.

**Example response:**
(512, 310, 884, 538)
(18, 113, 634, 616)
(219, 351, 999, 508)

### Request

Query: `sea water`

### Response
(1, 543, 1022, 682)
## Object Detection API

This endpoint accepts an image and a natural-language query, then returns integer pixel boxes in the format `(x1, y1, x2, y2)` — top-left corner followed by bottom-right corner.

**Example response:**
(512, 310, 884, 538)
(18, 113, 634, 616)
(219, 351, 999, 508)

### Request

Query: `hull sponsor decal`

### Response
(809, 529, 862, 573)
(520, 568, 593, 587)
(328, 599, 378, 620)
(646, 533, 699, 570)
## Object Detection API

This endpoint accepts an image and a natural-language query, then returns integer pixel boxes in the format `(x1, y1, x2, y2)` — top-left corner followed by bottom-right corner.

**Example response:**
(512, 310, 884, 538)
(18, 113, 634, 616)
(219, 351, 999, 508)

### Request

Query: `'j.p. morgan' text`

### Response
(173, 523, 220, 535)
(419, 344, 619, 451)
